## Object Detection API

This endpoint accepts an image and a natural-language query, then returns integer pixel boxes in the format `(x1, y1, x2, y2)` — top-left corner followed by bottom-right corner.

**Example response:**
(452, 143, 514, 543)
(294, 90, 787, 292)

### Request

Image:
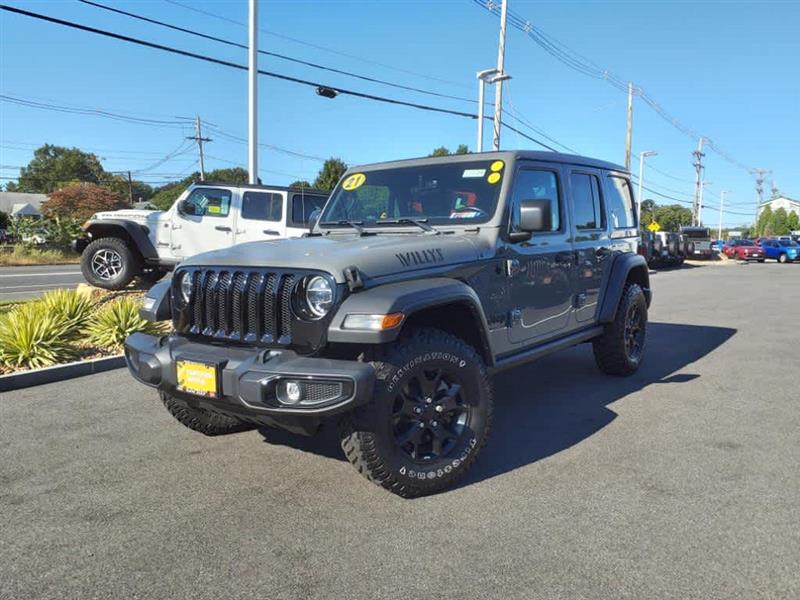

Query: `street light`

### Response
(476, 69, 511, 152)
(637, 150, 657, 225)
(718, 190, 728, 242)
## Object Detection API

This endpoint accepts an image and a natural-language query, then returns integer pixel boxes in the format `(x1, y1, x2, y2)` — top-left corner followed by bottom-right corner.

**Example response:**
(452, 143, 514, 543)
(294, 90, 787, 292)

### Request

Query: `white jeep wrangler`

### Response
(73, 182, 327, 289)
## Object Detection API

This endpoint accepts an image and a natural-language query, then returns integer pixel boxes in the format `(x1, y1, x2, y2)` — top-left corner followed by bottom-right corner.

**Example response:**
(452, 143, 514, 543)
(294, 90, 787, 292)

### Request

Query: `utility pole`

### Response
(126, 170, 133, 206)
(698, 180, 711, 227)
(692, 137, 705, 226)
(751, 168, 770, 222)
(248, 0, 258, 184)
(491, 0, 508, 151)
(625, 82, 634, 171)
(187, 116, 211, 181)
(637, 150, 657, 224)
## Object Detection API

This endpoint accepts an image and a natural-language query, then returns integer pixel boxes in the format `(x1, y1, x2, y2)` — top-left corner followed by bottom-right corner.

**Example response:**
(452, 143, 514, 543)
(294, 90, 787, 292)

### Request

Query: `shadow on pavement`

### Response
(256, 322, 736, 481)
(461, 322, 736, 487)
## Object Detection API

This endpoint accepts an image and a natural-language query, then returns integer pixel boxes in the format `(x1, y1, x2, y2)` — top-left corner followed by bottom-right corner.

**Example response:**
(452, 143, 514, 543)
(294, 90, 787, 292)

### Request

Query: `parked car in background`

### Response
(680, 226, 713, 258)
(710, 240, 724, 252)
(723, 239, 764, 262)
(760, 239, 799, 263)
(72, 182, 329, 290)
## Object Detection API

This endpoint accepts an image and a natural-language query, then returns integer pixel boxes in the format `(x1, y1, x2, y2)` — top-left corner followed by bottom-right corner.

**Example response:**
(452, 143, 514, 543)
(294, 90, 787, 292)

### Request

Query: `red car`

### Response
(723, 239, 764, 262)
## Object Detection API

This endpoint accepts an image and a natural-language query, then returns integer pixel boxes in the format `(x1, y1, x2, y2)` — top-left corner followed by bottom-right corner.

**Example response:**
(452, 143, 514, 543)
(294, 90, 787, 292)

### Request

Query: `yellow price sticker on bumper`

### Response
(176, 360, 218, 398)
(342, 173, 366, 191)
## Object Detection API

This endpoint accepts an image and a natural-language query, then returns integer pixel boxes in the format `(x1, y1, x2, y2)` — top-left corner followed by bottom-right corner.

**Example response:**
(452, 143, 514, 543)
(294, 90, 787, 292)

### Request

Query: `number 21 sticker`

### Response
(342, 173, 366, 191)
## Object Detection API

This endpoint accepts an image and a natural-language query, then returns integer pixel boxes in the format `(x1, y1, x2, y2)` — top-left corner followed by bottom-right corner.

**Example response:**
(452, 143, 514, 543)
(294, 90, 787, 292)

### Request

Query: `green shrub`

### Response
(86, 296, 163, 350)
(0, 303, 78, 369)
(40, 289, 96, 335)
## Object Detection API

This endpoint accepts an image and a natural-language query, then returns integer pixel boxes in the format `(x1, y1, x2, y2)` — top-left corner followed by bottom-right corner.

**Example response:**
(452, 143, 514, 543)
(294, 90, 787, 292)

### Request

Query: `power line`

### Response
(78, 0, 483, 107)
(0, 4, 557, 151)
(161, 0, 470, 90)
(473, 0, 758, 175)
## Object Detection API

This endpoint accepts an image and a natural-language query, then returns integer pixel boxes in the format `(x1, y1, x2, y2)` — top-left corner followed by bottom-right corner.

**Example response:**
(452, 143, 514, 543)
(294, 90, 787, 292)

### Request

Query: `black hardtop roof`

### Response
(347, 150, 627, 174)
(188, 182, 328, 195)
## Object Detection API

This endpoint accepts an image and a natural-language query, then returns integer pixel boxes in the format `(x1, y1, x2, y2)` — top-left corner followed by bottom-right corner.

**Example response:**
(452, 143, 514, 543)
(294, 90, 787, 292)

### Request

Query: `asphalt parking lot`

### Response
(0, 264, 83, 300)
(1, 262, 798, 599)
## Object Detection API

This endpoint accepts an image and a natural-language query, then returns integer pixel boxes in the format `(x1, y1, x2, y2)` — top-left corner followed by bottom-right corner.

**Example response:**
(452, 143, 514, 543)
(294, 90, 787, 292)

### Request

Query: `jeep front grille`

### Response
(177, 268, 298, 344)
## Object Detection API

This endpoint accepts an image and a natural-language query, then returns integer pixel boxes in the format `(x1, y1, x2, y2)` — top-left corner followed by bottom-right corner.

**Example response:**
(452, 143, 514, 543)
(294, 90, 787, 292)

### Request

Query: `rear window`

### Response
(241, 192, 282, 222)
(604, 176, 635, 228)
(570, 173, 605, 230)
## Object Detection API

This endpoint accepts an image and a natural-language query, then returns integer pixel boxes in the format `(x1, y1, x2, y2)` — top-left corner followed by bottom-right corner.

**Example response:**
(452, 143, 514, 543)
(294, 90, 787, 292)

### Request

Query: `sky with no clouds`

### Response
(1, 0, 798, 227)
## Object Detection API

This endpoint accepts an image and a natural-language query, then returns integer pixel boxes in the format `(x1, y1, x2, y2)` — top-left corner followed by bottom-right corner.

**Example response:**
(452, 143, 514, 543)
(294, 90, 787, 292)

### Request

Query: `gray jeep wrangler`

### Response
(125, 151, 651, 497)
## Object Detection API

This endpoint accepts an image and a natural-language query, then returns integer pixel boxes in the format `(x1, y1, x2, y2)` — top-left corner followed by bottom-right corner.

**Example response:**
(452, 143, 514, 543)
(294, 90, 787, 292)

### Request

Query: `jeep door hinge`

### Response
(504, 258, 521, 277)
(343, 265, 363, 291)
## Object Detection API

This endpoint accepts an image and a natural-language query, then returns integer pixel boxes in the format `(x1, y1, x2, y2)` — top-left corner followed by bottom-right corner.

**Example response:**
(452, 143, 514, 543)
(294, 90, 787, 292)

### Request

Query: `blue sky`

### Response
(1, 0, 798, 227)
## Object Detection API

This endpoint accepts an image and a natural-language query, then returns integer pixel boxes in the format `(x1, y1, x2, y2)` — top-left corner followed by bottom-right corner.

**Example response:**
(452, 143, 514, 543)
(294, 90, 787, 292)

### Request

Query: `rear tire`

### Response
(338, 328, 493, 498)
(81, 237, 139, 290)
(160, 391, 251, 436)
(592, 283, 647, 376)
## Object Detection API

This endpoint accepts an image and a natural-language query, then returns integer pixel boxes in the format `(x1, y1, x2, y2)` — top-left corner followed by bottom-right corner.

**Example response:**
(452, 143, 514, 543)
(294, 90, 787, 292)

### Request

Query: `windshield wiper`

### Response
(375, 218, 439, 234)
(320, 220, 365, 235)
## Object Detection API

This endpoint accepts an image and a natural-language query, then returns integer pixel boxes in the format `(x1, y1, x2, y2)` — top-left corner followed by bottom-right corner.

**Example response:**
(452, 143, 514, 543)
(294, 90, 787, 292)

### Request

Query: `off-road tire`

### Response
(137, 267, 168, 285)
(338, 328, 493, 498)
(160, 391, 251, 436)
(592, 283, 647, 376)
(81, 237, 140, 290)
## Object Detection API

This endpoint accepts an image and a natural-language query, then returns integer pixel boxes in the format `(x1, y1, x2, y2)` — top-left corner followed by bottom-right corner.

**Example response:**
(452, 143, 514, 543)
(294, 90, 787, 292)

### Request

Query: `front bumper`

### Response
(124, 332, 375, 426)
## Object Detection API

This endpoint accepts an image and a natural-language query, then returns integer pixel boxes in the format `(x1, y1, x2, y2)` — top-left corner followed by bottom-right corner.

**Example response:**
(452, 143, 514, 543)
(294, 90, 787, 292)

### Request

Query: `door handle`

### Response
(262, 229, 280, 236)
(215, 225, 232, 232)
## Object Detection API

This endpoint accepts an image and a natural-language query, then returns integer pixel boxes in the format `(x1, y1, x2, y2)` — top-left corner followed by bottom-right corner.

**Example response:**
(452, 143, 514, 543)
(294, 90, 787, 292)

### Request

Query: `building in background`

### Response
(0, 192, 46, 218)
(758, 195, 800, 218)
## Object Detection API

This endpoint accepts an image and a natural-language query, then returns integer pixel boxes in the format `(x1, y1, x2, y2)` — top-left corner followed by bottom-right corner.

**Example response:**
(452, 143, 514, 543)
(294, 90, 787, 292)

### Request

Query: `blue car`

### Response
(760, 239, 799, 263)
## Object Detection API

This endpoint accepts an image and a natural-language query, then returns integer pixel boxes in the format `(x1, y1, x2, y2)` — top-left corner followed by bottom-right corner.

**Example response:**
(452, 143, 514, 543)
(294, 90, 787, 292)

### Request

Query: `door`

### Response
(172, 187, 235, 258)
(506, 165, 576, 345)
(234, 190, 286, 244)
(568, 169, 611, 323)
(285, 192, 329, 237)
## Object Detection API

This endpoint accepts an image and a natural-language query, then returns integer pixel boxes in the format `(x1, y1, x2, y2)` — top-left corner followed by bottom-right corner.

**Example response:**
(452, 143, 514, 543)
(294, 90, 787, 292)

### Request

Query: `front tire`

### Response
(81, 237, 139, 290)
(160, 392, 251, 436)
(778, 253, 788, 264)
(592, 283, 648, 376)
(338, 328, 493, 498)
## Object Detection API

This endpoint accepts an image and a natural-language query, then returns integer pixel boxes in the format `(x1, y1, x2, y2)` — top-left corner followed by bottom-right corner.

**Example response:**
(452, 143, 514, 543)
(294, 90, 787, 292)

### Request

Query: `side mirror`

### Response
(307, 208, 322, 232)
(177, 200, 196, 216)
(519, 199, 553, 232)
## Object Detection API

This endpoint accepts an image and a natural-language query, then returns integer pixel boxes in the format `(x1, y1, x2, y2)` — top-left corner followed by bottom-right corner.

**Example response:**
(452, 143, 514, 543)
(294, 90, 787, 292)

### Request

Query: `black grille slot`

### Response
(180, 268, 315, 346)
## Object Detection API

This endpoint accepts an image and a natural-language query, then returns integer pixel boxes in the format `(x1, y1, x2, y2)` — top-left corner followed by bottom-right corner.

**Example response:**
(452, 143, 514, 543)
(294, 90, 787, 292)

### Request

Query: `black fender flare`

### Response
(83, 219, 158, 261)
(327, 277, 495, 364)
(597, 253, 652, 323)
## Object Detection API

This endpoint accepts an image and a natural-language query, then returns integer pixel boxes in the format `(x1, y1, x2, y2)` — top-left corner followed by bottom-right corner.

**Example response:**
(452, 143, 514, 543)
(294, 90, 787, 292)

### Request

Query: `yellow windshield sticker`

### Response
(207, 205, 221, 214)
(342, 173, 366, 191)
(487, 172, 502, 184)
(490, 160, 504, 172)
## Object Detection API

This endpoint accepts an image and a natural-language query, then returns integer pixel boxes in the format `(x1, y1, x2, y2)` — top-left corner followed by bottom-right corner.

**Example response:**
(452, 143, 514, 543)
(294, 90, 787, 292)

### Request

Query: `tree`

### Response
(755, 206, 772, 237)
(314, 158, 348, 192)
(0, 210, 9, 230)
(650, 204, 692, 232)
(771, 207, 789, 235)
(428, 145, 470, 157)
(289, 180, 311, 189)
(787, 211, 799, 232)
(639, 199, 657, 228)
(8, 144, 105, 193)
(42, 183, 128, 221)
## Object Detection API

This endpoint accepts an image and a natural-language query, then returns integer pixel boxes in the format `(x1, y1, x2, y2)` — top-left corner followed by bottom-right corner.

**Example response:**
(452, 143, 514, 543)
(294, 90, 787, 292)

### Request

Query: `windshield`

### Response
(779, 240, 798, 247)
(320, 160, 505, 228)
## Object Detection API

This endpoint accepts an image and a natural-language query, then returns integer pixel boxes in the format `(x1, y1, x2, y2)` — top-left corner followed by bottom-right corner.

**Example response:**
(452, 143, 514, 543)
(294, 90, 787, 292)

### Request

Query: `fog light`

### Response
(284, 381, 302, 404)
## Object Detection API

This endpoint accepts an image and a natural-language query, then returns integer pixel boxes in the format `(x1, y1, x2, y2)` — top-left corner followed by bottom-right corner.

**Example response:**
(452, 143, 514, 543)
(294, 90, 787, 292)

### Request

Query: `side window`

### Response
(510, 169, 561, 232)
(570, 173, 605, 230)
(184, 188, 231, 218)
(604, 176, 636, 228)
(241, 192, 282, 222)
(291, 194, 327, 225)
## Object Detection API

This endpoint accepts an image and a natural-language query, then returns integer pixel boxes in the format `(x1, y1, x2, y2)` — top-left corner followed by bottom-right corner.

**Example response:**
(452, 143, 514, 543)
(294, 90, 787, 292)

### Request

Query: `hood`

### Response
(94, 209, 162, 225)
(181, 232, 493, 283)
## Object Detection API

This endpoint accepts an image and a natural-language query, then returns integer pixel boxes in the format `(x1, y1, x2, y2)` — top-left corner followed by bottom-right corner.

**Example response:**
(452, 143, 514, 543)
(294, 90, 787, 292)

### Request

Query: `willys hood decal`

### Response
(181, 234, 491, 283)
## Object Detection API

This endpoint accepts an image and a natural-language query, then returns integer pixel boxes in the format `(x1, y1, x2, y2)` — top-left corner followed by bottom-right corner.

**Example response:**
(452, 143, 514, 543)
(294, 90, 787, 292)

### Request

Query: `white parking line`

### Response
(0, 283, 80, 291)
(0, 272, 81, 278)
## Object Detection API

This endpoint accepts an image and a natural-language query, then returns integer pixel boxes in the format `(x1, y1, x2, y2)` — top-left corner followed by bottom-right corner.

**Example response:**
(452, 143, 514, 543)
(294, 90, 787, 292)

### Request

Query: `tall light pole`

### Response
(476, 69, 510, 152)
(698, 180, 712, 227)
(718, 190, 727, 241)
(247, 0, 258, 185)
(491, 0, 509, 151)
(625, 83, 635, 171)
(637, 150, 657, 224)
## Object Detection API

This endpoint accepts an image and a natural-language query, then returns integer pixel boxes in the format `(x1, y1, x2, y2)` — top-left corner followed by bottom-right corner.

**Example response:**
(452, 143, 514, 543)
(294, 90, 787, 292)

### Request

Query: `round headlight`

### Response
(180, 271, 193, 304)
(305, 276, 333, 318)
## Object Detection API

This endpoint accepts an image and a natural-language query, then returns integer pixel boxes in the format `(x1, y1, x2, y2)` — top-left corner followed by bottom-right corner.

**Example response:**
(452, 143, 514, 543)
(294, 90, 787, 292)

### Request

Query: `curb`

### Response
(0, 355, 126, 393)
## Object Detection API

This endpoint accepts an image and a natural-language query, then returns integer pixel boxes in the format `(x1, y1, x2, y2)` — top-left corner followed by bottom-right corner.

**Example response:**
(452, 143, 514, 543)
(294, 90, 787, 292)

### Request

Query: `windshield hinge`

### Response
(343, 266, 363, 291)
